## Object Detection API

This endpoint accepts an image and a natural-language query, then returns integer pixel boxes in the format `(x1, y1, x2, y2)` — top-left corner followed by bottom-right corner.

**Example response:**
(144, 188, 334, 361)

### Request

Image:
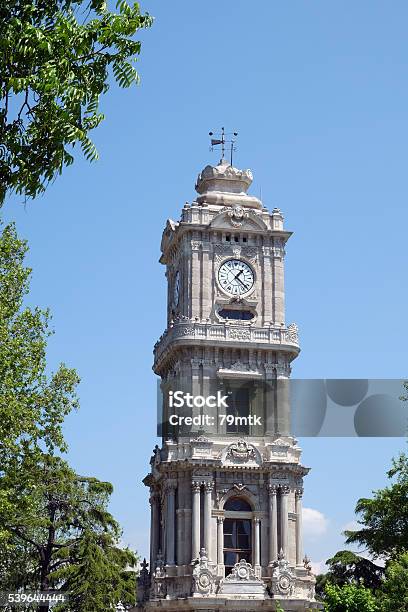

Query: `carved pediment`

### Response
(160, 218, 179, 258)
(209, 206, 268, 231)
(221, 439, 263, 466)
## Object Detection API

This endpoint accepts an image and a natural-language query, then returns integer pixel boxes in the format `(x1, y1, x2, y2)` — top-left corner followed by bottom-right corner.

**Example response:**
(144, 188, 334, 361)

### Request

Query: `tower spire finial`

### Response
(209, 127, 238, 165)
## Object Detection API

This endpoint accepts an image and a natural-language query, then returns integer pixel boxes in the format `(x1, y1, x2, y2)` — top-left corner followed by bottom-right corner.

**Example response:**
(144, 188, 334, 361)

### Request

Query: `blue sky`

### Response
(3, 0, 408, 572)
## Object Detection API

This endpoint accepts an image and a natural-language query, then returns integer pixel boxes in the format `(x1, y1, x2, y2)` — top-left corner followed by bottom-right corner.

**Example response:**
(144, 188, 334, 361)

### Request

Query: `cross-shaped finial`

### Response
(209, 127, 238, 165)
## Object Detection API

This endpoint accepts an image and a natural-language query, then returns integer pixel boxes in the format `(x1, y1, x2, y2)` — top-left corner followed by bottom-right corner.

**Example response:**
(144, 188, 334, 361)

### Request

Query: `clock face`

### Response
(218, 259, 254, 296)
(173, 271, 180, 307)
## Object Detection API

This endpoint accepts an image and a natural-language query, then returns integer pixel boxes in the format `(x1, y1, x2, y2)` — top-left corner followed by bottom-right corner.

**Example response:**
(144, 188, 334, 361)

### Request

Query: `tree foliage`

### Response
(0, 454, 137, 612)
(0, 221, 79, 538)
(345, 452, 408, 559)
(0, 0, 153, 204)
(378, 552, 408, 612)
(0, 222, 137, 610)
(316, 550, 384, 598)
(323, 582, 379, 612)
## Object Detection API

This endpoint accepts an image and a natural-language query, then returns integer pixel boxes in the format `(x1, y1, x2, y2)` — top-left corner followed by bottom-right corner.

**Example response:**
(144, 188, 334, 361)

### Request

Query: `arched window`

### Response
(223, 497, 252, 574)
(224, 497, 252, 512)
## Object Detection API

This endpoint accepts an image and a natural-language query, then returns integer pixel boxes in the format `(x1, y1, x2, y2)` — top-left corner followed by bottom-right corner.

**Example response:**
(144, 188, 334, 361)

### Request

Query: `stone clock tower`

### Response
(136, 157, 321, 610)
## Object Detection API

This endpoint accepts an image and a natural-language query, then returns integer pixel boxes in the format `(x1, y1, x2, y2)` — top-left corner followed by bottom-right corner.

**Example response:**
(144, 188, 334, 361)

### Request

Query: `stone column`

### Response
(190, 240, 201, 318)
(203, 481, 213, 559)
(295, 488, 304, 566)
(191, 481, 201, 560)
(217, 517, 224, 565)
(165, 482, 176, 565)
(149, 491, 159, 571)
(164, 483, 176, 565)
(262, 245, 273, 325)
(280, 485, 290, 558)
(201, 241, 211, 319)
(268, 485, 278, 564)
(254, 517, 261, 567)
(276, 362, 290, 436)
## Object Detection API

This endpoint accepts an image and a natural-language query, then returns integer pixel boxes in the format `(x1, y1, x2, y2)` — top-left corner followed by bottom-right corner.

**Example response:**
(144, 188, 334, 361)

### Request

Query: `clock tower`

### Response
(137, 156, 321, 610)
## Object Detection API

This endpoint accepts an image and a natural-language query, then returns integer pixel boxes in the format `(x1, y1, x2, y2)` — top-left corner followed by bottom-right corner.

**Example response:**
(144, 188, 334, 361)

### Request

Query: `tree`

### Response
(316, 550, 384, 598)
(345, 452, 408, 559)
(0, 221, 79, 540)
(0, 0, 153, 204)
(55, 530, 136, 612)
(0, 222, 138, 610)
(323, 582, 378, 612)
(378, 552, 408, 612)
(0, 454, 137, 612)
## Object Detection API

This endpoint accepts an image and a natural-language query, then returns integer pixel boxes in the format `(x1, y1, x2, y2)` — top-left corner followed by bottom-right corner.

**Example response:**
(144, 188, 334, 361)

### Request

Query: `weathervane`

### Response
(209, 127, 238, 165)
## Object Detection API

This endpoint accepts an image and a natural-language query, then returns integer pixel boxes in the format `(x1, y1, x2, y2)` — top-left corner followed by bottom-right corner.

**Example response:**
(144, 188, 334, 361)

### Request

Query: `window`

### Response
(223, 515, 252, 574)
(218, 309, 254, 321)
(226, 387, 250, 434)
(225, 497, 252, 512)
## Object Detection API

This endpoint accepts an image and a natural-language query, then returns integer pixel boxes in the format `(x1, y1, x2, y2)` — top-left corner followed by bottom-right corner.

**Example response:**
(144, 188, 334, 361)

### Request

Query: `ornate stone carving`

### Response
(228, 328, 251, 341)
(215, 487, 229, 504)
(218, 560, 265, 596)
(227, 205, 249, 227)
(203, 481, 214, 493)
(303, 555, 312, 574)
(287, 322, 299, 343)
(191, 481, 201, 493)
(229, 360, 249, 372)
(151, 551, 166, 599)
(271, 551, 295, 597)
(233, 483, 248, 492)
(226, 439, 256, 461)
(192, 548, 216, 597)
(173, 325, 195, 338)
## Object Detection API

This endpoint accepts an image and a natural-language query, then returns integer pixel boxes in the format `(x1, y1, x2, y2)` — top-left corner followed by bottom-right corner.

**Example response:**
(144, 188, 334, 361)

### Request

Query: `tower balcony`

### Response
(153, 320, 299, 372)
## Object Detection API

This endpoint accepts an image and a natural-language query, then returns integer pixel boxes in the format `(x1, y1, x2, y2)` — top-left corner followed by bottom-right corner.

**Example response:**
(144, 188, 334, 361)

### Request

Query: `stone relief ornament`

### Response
(303, 555, 312, 574)
(228, 559, 255, 581)
(229, 360, 258, 374)
(226, 439, 257, 461)
(218, 560, 265, 596)
(192, 548, 216, 597)
(173, 325, 195, 338)
(151, 551, 166, 599)
(287, 322, 299, 344)
(228, 328, 251, 341)
(271, 550, 295, 597)
(227, 205, 249, 227)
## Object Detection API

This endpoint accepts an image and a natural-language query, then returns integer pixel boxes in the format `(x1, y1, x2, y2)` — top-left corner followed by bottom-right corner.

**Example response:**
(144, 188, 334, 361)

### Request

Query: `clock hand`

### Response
(236, 276, 248, 289)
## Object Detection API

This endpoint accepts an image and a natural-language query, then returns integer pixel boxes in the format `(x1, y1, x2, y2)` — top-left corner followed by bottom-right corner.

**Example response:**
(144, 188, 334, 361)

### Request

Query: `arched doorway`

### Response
(223, 497, 252, 575)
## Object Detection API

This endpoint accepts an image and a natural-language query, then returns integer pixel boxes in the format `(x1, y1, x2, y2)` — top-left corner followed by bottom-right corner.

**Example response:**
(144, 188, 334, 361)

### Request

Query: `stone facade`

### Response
(135, 159, 322, 611)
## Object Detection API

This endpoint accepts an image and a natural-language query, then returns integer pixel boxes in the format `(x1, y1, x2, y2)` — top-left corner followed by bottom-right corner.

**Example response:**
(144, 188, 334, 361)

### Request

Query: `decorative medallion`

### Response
(218, 559, 265, 596)
(226, 439, 257, 462)
(227, 205, 249, 227)
(192, 549, 216, 597)
(271, 550, 295, 597)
